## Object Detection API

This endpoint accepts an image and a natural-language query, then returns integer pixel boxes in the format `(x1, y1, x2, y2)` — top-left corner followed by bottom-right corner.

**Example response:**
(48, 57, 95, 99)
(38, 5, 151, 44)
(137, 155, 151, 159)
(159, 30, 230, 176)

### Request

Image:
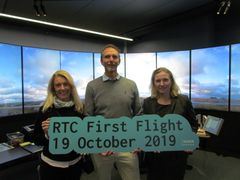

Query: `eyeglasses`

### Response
(103, 54, 119, 59)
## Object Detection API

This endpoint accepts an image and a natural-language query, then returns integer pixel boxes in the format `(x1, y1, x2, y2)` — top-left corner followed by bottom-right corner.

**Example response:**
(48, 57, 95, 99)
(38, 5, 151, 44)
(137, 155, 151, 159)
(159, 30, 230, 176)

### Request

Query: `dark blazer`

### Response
(34, 105, 84, 161)
(143, 94, 198, 132)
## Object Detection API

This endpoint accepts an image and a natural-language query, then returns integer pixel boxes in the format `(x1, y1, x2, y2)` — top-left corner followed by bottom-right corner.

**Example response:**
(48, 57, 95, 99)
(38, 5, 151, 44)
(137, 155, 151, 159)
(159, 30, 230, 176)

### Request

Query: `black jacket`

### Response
(33, 105, 84, 161)
(143, 95, 198, 132)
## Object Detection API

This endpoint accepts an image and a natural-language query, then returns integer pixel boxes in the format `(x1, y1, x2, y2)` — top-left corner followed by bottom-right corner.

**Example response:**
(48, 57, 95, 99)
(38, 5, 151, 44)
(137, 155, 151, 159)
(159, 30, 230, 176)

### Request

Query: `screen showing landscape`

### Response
(23, 47, 60, 113)
(0, 43, 22, 116)
(157, 51, 190, 96)
(0, 42, 240, 118)
(126, 53, 156, 97)
(60, 51, 93, 99)
(231, 44, 240, 112)
(191, 45, 229, 111)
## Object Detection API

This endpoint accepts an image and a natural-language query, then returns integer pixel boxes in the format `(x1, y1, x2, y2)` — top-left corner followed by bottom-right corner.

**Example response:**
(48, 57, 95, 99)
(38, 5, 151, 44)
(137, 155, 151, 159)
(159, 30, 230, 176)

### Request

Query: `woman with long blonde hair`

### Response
(143, 67, 198, 180)
(34, 70, 84, 180)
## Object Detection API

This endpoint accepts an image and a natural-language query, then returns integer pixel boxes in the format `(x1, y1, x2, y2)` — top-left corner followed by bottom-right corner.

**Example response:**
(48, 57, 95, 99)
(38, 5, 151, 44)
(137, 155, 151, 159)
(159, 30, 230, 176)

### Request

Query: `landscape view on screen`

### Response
(0, 43, 239, 117)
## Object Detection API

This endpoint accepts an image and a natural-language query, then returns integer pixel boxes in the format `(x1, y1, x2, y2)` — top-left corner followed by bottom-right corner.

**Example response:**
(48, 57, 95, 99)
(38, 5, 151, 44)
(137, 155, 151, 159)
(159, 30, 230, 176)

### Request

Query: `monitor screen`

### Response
(203, 115, 224, 135)
(191, 45, 229, 111)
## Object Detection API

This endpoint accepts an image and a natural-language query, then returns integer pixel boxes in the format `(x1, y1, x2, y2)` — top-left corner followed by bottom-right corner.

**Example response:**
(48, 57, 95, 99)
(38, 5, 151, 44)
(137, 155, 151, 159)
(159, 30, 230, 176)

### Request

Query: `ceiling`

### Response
(0, 0, 217, 39)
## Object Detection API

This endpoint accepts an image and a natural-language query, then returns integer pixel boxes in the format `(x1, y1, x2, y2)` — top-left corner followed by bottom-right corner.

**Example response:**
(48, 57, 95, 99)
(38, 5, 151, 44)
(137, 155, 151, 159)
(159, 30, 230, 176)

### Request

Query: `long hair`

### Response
(42, 70, 83, 113)
(150, 67, 180, 98)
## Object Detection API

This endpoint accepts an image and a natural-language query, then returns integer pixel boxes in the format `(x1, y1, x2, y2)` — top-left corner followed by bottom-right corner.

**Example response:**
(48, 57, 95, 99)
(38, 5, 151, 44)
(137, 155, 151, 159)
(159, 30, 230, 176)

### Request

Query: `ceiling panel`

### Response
(0, 0, 216, 38)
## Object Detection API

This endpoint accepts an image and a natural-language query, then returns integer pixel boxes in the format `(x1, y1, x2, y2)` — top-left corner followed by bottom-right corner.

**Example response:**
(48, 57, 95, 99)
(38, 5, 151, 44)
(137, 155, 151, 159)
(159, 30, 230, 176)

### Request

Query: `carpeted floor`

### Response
(1, 149, 240, 180)
(81, 150, 240, 180)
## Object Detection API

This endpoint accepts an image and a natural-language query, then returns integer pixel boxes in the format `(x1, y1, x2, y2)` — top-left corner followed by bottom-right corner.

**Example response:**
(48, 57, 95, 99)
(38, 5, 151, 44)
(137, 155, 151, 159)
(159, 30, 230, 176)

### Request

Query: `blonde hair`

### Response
(42, 70, 83, 113)
(150, 67, 180, 98)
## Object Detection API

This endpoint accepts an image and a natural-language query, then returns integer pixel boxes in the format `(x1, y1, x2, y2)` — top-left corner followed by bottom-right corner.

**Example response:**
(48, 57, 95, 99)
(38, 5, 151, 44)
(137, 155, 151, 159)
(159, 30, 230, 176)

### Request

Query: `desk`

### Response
(21, 143, 43, 153)
(0, 144, 42, 170)
(197, 128, 211, 150)
(0, 147, 31, 169)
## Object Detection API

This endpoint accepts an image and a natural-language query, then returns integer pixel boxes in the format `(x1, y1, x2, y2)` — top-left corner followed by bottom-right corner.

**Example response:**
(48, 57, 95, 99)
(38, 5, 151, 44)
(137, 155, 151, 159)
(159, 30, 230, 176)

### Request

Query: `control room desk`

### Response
(197, 128, 211, 149)
(0, 144, 42, 170)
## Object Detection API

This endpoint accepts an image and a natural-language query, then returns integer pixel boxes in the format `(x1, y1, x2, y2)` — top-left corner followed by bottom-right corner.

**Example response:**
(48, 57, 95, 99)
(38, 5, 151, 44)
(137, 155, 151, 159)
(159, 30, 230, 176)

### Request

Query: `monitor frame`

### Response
(203, 115, 224, 135)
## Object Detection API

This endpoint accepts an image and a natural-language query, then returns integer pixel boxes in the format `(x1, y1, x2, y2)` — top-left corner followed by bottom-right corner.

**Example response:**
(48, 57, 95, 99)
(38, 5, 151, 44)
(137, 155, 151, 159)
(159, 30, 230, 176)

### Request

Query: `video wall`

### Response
(0, 42, 239, 117)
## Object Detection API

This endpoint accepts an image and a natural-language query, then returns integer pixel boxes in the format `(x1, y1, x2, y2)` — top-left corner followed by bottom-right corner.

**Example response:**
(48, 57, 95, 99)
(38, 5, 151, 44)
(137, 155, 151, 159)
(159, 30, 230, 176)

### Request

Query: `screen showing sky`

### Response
(157, 51, 190, 96)
(0, 43, 22, 116)
(126, 53, 156, 97)
(0, 42, 239, 117)
(231, 44, 240, 112)
(191, 45, 229, 111)
(23, 47, 60, 113)
(60, 51, 93, 99)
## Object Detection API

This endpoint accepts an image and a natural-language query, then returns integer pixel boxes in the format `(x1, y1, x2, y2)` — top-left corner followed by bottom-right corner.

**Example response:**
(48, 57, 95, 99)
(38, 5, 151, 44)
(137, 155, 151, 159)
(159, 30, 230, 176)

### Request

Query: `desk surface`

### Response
(0, 147, 31, 165)
(0, 144, 42, 169)
(21, 144, 43, 153)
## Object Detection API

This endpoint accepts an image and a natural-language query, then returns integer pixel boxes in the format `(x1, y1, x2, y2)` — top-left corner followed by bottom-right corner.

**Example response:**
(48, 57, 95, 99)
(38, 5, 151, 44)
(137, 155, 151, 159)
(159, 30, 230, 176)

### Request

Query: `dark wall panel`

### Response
(195, 109, 240, 157)
(127, 2, 240, 53)
(0, 113, 37, 143)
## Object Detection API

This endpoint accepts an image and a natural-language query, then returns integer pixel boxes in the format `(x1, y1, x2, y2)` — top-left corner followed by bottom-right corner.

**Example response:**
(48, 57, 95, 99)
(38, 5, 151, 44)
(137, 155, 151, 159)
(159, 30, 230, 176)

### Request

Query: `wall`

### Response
(0, 21, 125, 52)
(0, 113, 37, 143)
(127, 1, 240, 52)
(1, 2, 239, 53)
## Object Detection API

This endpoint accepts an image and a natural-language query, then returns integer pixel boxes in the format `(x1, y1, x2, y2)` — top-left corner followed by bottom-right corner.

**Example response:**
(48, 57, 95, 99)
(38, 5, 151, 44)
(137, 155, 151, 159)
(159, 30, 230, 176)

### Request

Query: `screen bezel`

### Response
(203, 115, 224, 135)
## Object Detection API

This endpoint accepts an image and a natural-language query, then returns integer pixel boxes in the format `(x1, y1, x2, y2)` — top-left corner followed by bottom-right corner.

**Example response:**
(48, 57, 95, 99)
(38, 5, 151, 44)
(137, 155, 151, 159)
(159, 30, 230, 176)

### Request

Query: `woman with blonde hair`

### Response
(34, 70, 84, 180)
(143, 67, 198, 180)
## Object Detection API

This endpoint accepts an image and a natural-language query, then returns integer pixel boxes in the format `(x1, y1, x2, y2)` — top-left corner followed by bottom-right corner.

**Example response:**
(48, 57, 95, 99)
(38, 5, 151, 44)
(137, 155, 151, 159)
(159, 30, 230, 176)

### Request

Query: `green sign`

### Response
(48, 114, 199, 154)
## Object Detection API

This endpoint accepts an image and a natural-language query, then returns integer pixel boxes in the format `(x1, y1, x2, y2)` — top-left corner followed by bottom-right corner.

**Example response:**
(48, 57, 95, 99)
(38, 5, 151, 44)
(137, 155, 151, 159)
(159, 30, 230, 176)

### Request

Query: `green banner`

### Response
(48, 114, 199, 154)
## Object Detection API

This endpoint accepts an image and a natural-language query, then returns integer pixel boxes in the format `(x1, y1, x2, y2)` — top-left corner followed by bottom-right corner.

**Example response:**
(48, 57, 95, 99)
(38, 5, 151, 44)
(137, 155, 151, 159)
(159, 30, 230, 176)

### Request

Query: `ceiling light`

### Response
(223, 0, 231, 14)
(33, 4, 40, 17)
(217, 0, 231, 15)
(0, 13, 133, 41)
(40, 4, 47, 16)
(40, 0, 47, 16)
(217, 1, 226, 15)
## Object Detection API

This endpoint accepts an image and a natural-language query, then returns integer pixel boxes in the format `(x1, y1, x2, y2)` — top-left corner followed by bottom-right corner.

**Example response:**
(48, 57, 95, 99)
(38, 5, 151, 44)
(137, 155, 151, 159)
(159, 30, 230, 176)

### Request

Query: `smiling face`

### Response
(101, 47, 120, 73)
(53, 75, 71, 101)
(153, 71, 172, 96)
